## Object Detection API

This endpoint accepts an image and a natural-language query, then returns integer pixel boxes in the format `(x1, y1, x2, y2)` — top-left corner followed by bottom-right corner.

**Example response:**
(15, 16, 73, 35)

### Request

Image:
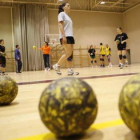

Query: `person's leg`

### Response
(100, 55, 103, 67)
(1, 57, 6, 75)
(67, 46, 73, 69)
(18, 60, 22, 72)
(93, 58, 97, 67)
(122, 50, 128, 66)
(107, 55, 112, 67)
(43, 54, 47, 70)
(102, 55, 105, 67)
(16, 60, 18, 73)
(118, 50, 123, 69)
(46, 55, 51, 70)
(57, 44, 73, 65)
(67, 50, 79, 75)
(53, 44, 73, 74)
(91, 58, 94, 67)
(20, 60, 22, 72)
(67, 60, 73, 75)
(66, 45, 79, 75)
(67, 57, 73, 71)
(118, 50, 123, 66)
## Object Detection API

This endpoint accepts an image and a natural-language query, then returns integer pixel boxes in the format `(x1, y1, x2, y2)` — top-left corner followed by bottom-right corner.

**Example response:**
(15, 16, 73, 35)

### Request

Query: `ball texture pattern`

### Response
(39, 77, 98, 137)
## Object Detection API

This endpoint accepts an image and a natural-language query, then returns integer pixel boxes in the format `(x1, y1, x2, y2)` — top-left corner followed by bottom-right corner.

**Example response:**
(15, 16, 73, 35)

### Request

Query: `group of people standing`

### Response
(0, 39, 22, 75)
(0, 2, 128, 75)
(52, 2, 129, 75)
(88, 44, 112, 68)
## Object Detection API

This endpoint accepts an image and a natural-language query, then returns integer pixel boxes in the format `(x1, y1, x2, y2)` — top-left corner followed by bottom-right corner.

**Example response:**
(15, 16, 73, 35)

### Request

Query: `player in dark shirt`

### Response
(88, 45, 97, 68)
(0, 39, 7, 75)
(114, 27, 128, 69)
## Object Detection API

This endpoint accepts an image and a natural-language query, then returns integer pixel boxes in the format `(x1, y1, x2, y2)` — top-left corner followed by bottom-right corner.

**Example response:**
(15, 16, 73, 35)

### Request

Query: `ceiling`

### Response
(0, 0, 140, 13)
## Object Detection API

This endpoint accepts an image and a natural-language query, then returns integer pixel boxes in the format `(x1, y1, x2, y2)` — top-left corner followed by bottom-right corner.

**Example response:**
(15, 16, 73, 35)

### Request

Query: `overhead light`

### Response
(100, 0, 105, 4)
(58, 0, 63, 2)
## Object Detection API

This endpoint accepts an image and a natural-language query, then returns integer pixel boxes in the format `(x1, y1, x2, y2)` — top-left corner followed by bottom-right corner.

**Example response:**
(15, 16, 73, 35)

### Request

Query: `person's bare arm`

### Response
(58, 21, 67, 44)
(121, 39, 128, 44)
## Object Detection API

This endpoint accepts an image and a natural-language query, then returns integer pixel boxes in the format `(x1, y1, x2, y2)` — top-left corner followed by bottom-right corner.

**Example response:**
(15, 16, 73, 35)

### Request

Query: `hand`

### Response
(62, 36, 67, 44)
(121, 41, 125, 44)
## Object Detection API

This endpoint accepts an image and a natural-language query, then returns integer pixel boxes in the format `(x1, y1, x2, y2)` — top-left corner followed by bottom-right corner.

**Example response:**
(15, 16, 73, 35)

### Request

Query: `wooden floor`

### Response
(0, 64, 140, 140)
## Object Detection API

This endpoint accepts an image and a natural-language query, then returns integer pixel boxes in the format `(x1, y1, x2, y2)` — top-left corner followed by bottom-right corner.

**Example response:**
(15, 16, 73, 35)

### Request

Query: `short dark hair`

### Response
(15, 45, 19, 48)
(44, 42, 48, 46)
(100, 43, 103, 45)
(0, 39, 4, 44)
(58, 2, 68, 14)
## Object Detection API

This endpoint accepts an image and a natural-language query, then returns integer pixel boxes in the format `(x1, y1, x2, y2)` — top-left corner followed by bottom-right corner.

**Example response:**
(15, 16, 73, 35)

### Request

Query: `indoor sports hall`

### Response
(0, 0, 140, 140)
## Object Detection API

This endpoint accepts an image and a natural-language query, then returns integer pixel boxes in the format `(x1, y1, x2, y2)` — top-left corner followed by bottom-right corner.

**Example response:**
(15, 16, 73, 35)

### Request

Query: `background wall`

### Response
(0, 7, 15, 72)
(123, 5, 140, 64)
(48, 10, 123, 64)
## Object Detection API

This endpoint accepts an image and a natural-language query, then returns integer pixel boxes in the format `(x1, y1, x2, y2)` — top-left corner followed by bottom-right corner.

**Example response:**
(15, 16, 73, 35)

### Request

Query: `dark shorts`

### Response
(90, 55, 95, 59)
(0, 56, 6, 67)
(117, 46, 126, 51)
(60, 37, 75, 45)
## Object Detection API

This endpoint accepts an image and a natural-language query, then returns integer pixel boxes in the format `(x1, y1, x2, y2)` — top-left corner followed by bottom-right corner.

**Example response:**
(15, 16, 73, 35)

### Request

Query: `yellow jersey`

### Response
(106, 47, 111, 55)
(100, 46, 105, 55)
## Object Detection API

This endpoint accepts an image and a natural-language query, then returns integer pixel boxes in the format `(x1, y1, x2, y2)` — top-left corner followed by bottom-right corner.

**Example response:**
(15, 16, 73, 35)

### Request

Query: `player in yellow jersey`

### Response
(100, 43, 105, 67)
(106, 44, 112, 67)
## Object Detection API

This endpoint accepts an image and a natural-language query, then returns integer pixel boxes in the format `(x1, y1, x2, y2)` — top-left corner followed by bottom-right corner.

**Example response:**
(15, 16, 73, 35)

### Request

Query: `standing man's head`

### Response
(117, 27, 123, 34)
(58, 2, 70, 14)
(15, 45, 20, 49)
(44, 42, 48, 46)
(0, 39, 4, 45)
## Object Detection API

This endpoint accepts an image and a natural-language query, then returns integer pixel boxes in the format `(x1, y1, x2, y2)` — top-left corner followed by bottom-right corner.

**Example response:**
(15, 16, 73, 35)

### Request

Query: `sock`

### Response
(56, 64, 59, 66)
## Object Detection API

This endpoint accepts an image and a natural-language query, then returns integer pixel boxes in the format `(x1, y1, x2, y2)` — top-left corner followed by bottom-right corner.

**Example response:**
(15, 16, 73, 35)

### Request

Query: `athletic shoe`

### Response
(100, 65, 103, 67)
(53, 64, 62, 75)
(125, 61, 128, 67)
(67, 69, 79, 76)
(1, 72, 8, 75)
(108, 63, 112, 67)
(118, 64, 121, 67)
(16, 71, 21, 73)
(73, 72, 79, 75)
(68, 71, 74, 75)
(120, 64, 124, 69)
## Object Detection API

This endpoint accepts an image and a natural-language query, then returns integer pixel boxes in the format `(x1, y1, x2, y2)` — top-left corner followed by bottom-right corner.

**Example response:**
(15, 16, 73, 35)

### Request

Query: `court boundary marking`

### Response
(12, 119, 124, 140)
(17, 73, 138, 85)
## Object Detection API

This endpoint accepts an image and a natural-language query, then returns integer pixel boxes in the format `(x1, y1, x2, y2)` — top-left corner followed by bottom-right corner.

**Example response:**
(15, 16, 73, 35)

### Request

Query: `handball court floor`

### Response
(0, 64, 140, 140)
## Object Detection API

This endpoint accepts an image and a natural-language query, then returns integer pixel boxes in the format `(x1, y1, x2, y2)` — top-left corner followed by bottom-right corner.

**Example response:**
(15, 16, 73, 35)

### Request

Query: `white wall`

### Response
(123, 5, 140, 63)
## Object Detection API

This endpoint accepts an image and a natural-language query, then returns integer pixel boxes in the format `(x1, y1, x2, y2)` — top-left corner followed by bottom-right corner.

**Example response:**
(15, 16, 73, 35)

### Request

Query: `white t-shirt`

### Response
(58, 12, 73, 39)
